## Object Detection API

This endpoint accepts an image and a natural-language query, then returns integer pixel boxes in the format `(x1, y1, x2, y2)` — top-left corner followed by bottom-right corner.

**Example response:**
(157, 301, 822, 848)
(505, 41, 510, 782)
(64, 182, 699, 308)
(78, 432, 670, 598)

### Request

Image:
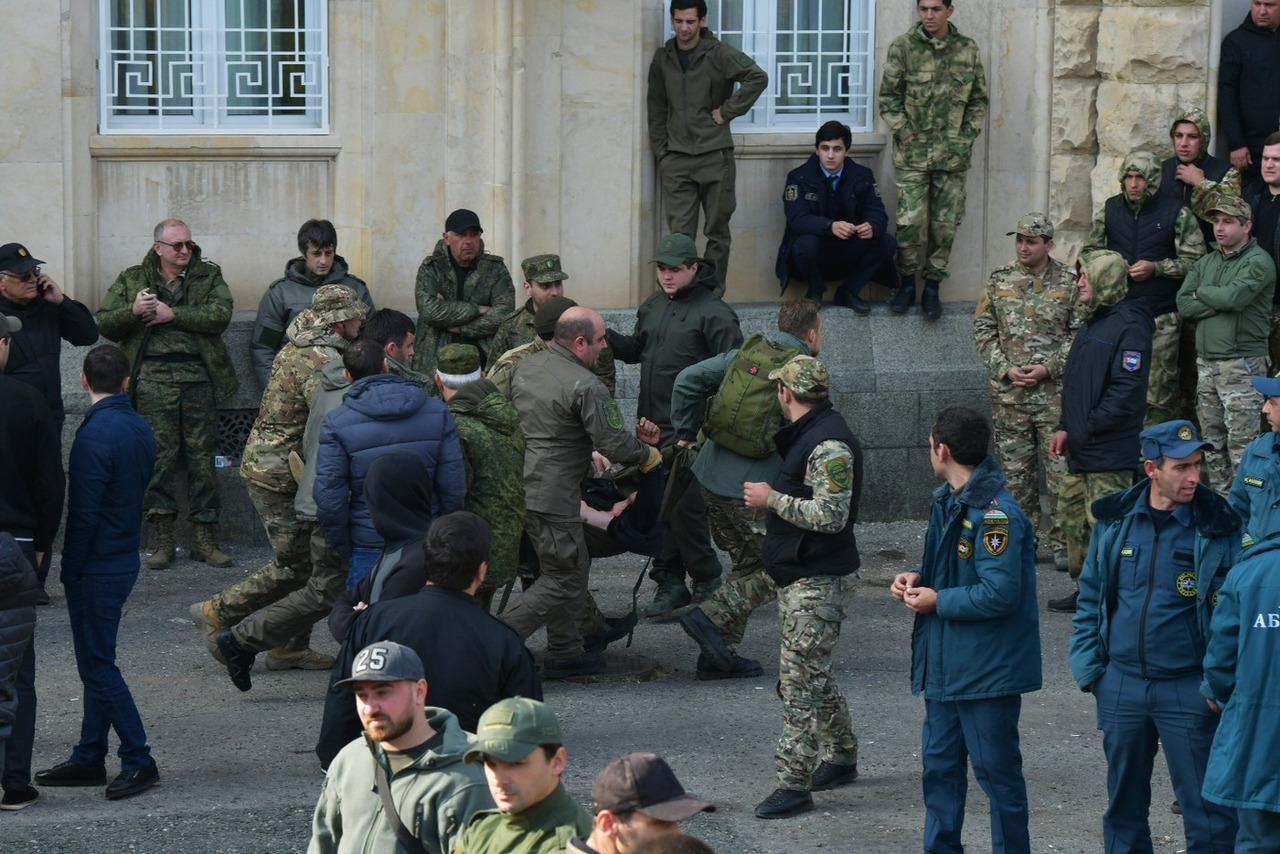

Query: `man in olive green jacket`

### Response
(97, 219, 237, 568)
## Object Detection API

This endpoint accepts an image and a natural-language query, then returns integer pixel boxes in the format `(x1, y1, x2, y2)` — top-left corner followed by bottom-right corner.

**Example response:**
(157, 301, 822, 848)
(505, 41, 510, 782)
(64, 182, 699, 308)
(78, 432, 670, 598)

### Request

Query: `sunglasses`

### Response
(0, 267, 41, 283)
(156, 240, 196, 252)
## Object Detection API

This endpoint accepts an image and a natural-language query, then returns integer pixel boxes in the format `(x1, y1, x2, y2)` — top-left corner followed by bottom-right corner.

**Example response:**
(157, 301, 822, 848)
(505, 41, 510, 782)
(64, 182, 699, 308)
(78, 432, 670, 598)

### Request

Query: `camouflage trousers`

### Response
(231, 525, 346, 654)
(776, 573, 859, 790)
(1145, 312, 1198, 427)
(991, 401, 1065, 559)
(893, 167, 968, 281)
(1196, 355, 1269, 496)
(211, 482, 313, 629)
(699, 489, 775, 648)
(1059, 470, 1134, 581)
(135, 378, 220, 523)
(660, 148, 736, 295)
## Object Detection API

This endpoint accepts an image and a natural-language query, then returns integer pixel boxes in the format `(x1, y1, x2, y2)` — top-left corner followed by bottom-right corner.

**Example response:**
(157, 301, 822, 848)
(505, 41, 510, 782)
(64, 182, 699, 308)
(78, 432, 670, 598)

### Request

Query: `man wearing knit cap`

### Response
(567, 753, 714, 853)
(489, 295, 616, 397)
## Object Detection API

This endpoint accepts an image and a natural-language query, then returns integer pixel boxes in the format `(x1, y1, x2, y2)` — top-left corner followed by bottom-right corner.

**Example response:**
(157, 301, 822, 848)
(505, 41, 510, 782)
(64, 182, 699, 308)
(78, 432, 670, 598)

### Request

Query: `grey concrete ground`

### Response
(1, 522, 1195, 853)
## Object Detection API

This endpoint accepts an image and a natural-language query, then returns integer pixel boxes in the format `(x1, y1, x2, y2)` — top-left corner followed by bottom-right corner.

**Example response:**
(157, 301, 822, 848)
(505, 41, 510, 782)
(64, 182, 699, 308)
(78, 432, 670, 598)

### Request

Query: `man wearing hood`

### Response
(97, 219, 238, 570)
(434, 344, 526, 612)
(411, 209, 515, 378)
(1219, 0, 1280, 182)
(249, 219, 374, 389)
(1177, 197, 1276, 493)
(191, 285, 367, 679)
(1084, 149, 1207, 426)
(1048, 251, 1154, 612)
(608, 234, 743, 618)
(1160, 108, 1242, 246)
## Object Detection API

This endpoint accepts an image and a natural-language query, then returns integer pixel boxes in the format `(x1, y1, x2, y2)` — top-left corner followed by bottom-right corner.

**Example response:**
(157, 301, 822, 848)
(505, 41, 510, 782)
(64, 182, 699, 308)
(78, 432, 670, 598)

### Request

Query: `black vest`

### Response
(1159, 155, 1232, 246)
(1104, 192, 1184, 316)
(763, 399, 862, 587)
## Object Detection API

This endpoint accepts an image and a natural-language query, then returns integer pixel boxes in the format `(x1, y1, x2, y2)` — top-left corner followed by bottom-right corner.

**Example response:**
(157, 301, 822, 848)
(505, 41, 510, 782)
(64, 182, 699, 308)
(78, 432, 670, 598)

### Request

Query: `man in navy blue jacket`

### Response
(775, 121, 896, 313)
(35, 345, 158, 801)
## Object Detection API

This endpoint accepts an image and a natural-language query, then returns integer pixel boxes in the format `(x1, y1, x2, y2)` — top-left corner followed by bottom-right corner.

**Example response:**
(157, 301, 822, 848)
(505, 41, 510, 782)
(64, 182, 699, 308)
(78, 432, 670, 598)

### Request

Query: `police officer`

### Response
(1069, 420, 1240, 852)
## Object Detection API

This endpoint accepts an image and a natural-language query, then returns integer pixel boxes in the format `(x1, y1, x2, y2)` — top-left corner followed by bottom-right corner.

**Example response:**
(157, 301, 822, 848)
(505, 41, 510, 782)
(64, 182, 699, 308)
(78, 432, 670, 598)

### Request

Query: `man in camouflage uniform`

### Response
(189, 285, 366, 671)
(489, 296, 615, 397)
(878, 0, 988, 320)
(434, 344, 526, 612)
(486, 254, 567, 369)
(96, 219, 237, 569)
(739, 356, 861, 820)
(411, 209, 515, 378)
(973, 213, 1081, 570)
(506, 307, 664, 680)
(1085, 149, 1207, 426)
(676, 300, 823, 680)
(1160, 107, 1241, 247)
(1177, 197, 1276, 494)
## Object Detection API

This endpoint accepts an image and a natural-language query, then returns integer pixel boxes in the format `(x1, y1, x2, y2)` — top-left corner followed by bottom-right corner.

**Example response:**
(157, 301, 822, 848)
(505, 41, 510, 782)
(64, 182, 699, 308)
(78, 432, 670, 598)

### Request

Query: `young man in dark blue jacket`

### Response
(36, 345, 159, 800)
(891, 406, 1040, 854)
(775, 121, 896, 312)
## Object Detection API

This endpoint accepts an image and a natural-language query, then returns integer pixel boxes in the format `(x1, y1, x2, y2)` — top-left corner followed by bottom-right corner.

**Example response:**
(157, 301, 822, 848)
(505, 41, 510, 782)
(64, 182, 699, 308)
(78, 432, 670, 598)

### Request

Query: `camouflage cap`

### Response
(652, 233, 699, 266)
(437, 343, 481, 375)
(533, 295, 579, 336)
(1205, 196, 1252, 222)
(768, 354, 830, 398)
(463, 697, 564, 764)
(521, 254, 569, 284)
(310, 284, 369, 326)
(0, 312, 21, 339)
(1006, 213, 1054, 240)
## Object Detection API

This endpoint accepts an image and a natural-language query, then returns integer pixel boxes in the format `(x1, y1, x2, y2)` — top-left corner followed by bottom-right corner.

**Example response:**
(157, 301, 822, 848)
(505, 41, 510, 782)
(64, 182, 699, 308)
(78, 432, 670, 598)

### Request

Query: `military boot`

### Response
(190, 523, 232, 568)
(145, 516, 175, 570)
(889, 274, 916, 314)
(643, 581, 691, 618)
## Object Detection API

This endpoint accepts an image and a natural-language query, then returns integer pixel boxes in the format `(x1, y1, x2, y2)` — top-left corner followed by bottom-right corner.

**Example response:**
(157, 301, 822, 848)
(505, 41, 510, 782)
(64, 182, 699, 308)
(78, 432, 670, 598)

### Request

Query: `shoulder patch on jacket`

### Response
(784, 184, 798, 202)
(603, 399, 624, 430)
(1122, 350, 1141, 372)
(824, 457, 852, 491)
(982, 508, 1008, 525)
(957, 537, 973, 559)
(982, 527, 1009, 556)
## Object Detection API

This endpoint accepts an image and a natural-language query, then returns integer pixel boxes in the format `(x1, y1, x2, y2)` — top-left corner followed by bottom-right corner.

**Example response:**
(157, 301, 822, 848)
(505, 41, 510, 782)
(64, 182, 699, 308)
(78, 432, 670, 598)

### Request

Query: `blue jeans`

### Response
(346, 547, 381, 590)
(64, 572, 151, 771)
(922, 695, 1030, 854)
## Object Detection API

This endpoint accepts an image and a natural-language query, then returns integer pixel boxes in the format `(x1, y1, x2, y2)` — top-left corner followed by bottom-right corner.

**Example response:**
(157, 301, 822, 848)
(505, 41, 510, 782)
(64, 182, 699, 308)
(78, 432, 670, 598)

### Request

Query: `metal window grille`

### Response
(98, 0, 328, 134)
(683, 0, 874, 133)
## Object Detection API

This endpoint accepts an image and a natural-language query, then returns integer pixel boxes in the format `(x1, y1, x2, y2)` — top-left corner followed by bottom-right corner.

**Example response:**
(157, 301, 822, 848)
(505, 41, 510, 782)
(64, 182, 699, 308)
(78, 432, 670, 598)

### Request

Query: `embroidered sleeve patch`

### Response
(1242, 531, 1256, 549)
(1176, 571, 1197, 598)
(824, 457, 852, 491)
(1243, 476, 1263, 489)
(784, 184, 799, 202)
(1122, 350, 1142, 372)
(957, 537, 973, 559)
(982, 508, 1009, 525)
(982, 527, 1009, 556)
(603, 399, 624, 430)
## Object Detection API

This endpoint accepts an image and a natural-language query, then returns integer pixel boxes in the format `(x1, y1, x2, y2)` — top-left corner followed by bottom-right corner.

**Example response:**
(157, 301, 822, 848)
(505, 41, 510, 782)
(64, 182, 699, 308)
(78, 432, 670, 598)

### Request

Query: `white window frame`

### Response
(98, 0, 329, 135)
(668, 0, 876, 133)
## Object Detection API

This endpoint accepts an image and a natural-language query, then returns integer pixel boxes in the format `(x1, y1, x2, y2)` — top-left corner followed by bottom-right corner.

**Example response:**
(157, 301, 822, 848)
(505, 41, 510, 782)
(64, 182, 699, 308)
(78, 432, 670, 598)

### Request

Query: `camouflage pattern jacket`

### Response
(411, 239, 515, 377)
(241, 312, 350, 495)
(878, 22, 988, 173)
(973, 257, 1082, 406)
(97, 247, 238, 402)
(447, 378, 526, 591)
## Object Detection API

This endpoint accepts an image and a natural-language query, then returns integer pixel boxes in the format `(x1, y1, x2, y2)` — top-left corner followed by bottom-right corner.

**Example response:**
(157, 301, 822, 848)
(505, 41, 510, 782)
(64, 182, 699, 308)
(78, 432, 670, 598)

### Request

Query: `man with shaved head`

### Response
(506, 307, 665, 679)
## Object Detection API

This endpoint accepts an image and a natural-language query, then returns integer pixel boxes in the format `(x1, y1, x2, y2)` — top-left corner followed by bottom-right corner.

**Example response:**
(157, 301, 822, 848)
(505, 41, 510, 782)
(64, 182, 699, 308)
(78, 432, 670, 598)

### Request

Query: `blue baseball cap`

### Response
(1252, 373, 1280, 397)
(1139, 420, 1213, 460)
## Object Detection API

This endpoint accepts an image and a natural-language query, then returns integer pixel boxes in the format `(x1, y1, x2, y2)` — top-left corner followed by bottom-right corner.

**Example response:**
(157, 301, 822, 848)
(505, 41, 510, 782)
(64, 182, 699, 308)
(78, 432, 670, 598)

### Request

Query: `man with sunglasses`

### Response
(97, 220, 238, 571)
(0, 243, 98, 602)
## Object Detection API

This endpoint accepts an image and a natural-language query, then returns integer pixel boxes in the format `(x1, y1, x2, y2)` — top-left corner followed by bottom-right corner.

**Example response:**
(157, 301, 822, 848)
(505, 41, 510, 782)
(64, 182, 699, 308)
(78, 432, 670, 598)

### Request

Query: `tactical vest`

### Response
(1104, 192, 1184, 316)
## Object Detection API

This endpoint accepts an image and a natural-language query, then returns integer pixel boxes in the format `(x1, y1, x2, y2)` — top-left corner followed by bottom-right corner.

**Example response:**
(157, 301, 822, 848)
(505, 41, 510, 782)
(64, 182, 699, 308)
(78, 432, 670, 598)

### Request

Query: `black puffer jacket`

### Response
(0, 533, 37, 739)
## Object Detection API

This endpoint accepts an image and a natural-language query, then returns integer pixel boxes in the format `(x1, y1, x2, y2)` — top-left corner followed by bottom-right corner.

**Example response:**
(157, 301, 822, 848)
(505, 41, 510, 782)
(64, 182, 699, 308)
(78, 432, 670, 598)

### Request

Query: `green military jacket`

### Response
(510, 343, 653, 516)
(447, 378, 526, 593)
(973, 256, 1082, 406)
(1177, 238, 1277, 360)
(97, 247, 238, 402)
(647, 28, 768, 159)
(412, 239, 515, 377)
(453, 783, 591, 854)
(878, 22, 988, 173)
(240, 311, 349, 494)
(488, 330, 616, 398)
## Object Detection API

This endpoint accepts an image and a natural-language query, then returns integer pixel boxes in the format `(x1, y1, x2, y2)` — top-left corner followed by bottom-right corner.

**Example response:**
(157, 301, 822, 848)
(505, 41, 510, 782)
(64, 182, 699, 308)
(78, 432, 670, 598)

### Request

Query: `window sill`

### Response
(733, 132, 890, 160)
(89, 135, 341, 159)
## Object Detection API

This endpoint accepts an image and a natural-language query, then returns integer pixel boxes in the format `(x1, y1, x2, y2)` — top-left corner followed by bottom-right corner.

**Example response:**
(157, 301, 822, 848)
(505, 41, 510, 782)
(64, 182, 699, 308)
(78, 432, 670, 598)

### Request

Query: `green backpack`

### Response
(703, 333, 801, 458)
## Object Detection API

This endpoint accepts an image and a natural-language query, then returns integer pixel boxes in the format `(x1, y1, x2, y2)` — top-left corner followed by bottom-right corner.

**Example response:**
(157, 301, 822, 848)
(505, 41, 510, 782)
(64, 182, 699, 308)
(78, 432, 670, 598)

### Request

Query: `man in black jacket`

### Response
(1219, 0, 1280, 182)
(1245, 132, 1280, 366)
(315, 512, 540, 770)
(775, 121, 896, 313)
(1159, 108, 1240, 247)
(1047, 251, 1154, 612)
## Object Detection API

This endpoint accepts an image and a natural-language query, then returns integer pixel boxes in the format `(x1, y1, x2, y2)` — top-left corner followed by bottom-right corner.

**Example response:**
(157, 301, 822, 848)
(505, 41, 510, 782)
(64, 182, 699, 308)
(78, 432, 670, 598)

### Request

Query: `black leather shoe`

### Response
(679, 608, 734, 672)
(34, 760, 106, 787)
(216, 629, 256, 692)
(583, 612, 638, 655)
(755, 788, 815, 819)
(1047, 591, 1078, 613)
(696, 652, 763, 681)
(105, 760, 160, 800)
(832, 290, 871, 315)
(811, 761, 859, 791)
(543, 651, 606, 680)
(921, 287, 942, 320)
(889, 275, 916, 314)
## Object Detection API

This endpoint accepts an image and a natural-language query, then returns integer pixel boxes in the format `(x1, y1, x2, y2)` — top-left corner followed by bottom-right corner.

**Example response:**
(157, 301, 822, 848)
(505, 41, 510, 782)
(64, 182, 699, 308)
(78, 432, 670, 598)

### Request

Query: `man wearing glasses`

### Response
(97, 220, 238, 570)
(0, 243, 98, 602)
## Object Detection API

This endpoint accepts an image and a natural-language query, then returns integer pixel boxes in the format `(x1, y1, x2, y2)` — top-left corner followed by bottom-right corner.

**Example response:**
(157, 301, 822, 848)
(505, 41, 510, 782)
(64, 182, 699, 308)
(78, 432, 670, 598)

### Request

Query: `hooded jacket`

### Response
(314, 373, 466, 557)
(607, 261, 743, 443)
(1159, 107, 1240, 245)
(1058, 251, 1154, 474)
(0, 291, 98, 427)
(1176, 237, 1276, 360)
(309, 707, 494, 854)
(1219, 12, 1280, 157)
(1083, 150, 1207, 316)
(250, 255, 373, 388)
(0, 533, 37, 741)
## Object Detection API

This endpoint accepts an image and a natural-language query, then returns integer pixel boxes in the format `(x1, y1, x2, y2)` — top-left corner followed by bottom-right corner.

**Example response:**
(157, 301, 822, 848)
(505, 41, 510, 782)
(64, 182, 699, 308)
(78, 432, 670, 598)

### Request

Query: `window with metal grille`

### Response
(98, 0, 328, 134)
(672, 0, 875, 133)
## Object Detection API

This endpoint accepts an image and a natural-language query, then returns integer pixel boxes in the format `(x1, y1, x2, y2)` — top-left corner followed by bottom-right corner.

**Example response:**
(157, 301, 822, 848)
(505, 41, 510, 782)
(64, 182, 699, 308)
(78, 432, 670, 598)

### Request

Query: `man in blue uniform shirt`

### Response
(1069, 419, 1240, 853)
